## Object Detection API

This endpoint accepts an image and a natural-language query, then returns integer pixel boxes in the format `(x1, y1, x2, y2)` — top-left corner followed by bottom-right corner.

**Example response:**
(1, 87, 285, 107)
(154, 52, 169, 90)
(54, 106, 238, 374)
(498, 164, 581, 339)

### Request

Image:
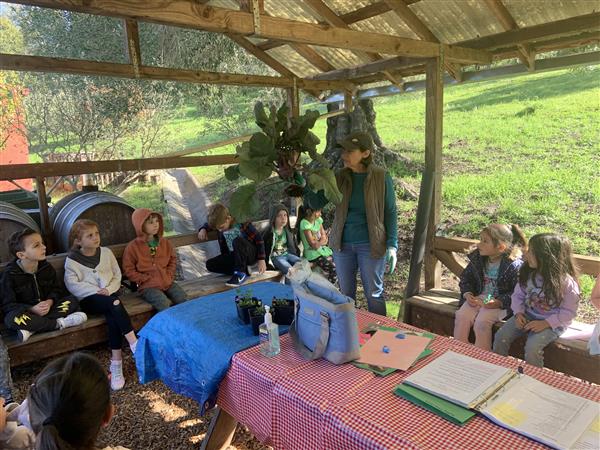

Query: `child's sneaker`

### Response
(18, 329, 33, 343)
(57, 312, 88, 330)
(109, 360, 125, 391)
(226, 271, 247, 287)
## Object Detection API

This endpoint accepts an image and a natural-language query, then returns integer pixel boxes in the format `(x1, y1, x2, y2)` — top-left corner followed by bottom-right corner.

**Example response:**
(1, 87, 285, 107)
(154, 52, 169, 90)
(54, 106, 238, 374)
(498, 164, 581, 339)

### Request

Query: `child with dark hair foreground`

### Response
(65, 219, 138, 391)
(493, 233, 581, 367)
(28, 352, 129, 450)
(123, 209, 187, 311)
(198, 203, 267, 287)
(0, 229, 87, 343)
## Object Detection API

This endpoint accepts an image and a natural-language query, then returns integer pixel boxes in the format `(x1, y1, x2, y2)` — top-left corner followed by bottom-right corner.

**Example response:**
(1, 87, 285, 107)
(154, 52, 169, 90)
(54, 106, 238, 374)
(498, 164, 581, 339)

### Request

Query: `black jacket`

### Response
(0, 260, 69, 316)
(262, 227, 299, 269)
(458, 249, 523, 314)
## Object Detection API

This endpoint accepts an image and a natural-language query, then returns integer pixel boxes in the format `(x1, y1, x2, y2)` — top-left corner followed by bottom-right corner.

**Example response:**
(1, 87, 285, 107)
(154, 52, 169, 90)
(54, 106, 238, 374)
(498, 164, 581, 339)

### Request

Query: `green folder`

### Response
(394, 383, 475, 426)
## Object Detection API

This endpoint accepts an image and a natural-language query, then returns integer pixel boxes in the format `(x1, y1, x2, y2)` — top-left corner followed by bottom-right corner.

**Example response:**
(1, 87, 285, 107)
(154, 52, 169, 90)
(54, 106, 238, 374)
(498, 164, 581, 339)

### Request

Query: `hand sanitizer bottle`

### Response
(259, 305, 280, 357)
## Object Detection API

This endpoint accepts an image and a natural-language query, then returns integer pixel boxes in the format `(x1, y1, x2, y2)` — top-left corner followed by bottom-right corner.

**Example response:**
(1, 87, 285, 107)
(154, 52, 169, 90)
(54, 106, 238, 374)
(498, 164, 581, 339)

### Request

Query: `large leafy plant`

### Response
(225, 102, 342, 220)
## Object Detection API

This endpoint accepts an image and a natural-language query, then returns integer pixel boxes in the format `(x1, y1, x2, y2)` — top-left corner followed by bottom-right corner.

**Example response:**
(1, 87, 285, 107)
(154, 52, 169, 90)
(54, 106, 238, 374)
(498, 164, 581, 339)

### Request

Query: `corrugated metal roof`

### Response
(205, 0, 599, 82)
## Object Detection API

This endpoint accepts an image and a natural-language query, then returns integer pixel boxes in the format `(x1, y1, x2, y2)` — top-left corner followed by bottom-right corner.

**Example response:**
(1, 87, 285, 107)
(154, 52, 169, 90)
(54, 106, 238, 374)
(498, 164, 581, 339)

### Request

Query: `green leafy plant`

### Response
(225, 102, 343, 219)
(249, 305, 266, 317)
(272, 297, 294, 307)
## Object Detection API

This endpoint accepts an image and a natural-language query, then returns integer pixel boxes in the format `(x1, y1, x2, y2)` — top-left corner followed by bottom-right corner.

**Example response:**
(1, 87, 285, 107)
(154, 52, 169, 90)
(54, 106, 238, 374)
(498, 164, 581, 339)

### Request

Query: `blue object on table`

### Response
(135, 281, 292, 414)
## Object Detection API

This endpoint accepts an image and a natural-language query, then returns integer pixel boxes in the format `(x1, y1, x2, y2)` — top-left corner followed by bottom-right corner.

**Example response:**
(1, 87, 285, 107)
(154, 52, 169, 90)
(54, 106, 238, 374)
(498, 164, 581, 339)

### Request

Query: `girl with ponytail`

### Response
(454, 224, 527, 351)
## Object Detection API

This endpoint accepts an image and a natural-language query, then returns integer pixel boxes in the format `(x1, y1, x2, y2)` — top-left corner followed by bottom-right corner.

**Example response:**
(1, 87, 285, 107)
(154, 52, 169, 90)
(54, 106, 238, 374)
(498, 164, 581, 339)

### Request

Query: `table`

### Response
(214, 310, 600, 450)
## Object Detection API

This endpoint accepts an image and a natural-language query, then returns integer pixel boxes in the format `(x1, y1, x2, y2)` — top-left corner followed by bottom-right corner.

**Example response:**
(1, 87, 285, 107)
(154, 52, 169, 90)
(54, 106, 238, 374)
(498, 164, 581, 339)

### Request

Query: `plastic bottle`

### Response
(259, 305, 280, 357)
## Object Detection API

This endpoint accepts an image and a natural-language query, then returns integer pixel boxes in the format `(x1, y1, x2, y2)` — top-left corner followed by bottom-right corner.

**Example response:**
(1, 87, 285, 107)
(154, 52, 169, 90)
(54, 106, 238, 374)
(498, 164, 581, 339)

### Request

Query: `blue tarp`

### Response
(135, 281, 293, 414)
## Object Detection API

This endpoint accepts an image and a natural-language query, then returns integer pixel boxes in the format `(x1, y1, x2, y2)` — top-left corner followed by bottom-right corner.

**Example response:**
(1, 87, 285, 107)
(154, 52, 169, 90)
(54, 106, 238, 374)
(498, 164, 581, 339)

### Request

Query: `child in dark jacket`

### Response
(123, 209, 187, 312)
(198, 203, 266, 287)
(0, 229, 87, 343)
(453, 224, 526, 351)
(263, 204, 301, 275)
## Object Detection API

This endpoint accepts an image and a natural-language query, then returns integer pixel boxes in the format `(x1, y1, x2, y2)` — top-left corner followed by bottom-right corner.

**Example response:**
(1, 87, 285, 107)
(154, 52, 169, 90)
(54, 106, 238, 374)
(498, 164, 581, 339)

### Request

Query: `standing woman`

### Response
(329, 131, 398, 316)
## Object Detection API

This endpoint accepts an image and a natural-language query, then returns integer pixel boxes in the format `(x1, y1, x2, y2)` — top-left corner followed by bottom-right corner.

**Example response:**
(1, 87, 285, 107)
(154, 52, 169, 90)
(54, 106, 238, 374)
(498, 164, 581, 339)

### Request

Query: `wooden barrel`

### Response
(50, 191, 137, 252)
(0, 201, 41, 263)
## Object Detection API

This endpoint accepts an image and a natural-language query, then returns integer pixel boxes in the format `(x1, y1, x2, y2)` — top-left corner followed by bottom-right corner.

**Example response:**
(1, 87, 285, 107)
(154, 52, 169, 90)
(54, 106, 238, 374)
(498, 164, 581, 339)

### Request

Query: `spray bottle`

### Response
(259, 305, 280, 357)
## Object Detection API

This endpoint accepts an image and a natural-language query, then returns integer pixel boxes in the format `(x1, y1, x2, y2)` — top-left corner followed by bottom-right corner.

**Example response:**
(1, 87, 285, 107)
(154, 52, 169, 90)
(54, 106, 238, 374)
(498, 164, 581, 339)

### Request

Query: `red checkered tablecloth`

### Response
(217, 311, 600, 450)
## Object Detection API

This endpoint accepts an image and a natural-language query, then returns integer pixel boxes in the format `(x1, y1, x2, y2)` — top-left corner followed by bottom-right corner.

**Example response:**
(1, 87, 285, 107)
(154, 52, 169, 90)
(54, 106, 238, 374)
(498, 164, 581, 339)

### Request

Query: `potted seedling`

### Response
(235, 289, 262, 324)
(271, 297, 295, 325)
(249, 306, 266, 336)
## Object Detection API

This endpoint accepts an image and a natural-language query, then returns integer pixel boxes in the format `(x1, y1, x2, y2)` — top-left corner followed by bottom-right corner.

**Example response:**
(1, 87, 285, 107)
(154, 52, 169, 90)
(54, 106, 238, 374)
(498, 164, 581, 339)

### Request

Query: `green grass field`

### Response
(46, 66, 599, 321)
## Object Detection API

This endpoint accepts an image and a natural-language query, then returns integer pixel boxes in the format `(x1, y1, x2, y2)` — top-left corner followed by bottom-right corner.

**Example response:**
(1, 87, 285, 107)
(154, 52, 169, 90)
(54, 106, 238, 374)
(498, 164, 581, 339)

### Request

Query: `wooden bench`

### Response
(405, 236, 600, 384)
(2, 231, 283, 366)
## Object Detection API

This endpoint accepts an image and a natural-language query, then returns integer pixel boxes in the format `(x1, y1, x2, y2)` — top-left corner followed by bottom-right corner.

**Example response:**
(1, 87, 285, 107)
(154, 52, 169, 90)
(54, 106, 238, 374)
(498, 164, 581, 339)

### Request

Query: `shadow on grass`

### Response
(446, 70, 599, 112)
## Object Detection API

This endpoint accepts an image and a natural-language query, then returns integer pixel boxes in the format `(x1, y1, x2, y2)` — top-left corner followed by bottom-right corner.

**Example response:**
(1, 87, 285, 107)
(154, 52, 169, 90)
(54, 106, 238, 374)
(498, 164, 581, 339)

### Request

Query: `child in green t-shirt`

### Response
(297, 205, 337, 284)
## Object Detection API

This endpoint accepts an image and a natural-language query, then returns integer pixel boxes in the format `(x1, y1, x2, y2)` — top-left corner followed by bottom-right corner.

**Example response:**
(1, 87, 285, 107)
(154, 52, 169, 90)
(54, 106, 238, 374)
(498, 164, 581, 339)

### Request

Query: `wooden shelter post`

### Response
(424, 56, 443, 290)
(35, 176, 53, 252)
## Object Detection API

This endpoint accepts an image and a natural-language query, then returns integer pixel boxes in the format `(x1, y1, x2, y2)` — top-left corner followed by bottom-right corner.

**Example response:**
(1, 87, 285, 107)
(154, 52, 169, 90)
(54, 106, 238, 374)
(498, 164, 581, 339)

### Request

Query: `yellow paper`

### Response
(356, 330, 431, 371)
(488, 402, 527, 427)
(590, 416, 600, 433)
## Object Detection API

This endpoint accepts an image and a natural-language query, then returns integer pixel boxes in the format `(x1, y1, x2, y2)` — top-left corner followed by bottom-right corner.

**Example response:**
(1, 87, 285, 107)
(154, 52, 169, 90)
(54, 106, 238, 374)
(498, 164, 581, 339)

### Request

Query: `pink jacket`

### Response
(122, 209, 176, 292)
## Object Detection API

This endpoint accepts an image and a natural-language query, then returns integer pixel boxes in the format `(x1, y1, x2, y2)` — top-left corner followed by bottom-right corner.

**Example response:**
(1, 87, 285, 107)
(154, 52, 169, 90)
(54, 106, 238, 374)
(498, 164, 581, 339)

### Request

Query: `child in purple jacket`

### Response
(493, 233, 581, 367)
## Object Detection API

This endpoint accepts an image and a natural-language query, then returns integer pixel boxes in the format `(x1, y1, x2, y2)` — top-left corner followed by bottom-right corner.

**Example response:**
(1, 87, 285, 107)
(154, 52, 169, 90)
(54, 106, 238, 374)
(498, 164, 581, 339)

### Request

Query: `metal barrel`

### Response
(0, 201, 41, 263)
(50, 191, 136, 252)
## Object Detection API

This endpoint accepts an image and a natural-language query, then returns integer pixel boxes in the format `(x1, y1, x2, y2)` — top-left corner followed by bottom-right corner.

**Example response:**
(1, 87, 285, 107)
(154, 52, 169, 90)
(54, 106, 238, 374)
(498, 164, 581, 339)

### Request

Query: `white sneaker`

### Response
(110, 360, 125, 391)
(18, 329, 33, 343)
(57, 312, 88, 330)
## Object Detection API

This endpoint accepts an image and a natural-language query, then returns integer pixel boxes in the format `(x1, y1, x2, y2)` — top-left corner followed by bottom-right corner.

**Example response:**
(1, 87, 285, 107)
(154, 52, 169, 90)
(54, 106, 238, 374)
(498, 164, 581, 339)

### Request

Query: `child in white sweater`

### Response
(64, 219, 137, 391)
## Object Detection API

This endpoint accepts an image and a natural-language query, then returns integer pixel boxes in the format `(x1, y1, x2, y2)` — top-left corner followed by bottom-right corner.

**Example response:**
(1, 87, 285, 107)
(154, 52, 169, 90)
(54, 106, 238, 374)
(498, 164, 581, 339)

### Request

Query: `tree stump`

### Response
(322, 99, 400, 170)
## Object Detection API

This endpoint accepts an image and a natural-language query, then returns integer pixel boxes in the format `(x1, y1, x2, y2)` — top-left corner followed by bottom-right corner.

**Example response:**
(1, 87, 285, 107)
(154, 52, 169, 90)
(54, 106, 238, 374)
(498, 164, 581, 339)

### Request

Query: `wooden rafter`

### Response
(462, 12, 600, 50)
(325, 12, 600, 86)
(340, 0, 421, 24)
(289, 43, 336, 72)
(300, 0, 404, 87)
(123, 19, 141, 76)
(0, 53, 350, 91)
(0, 155, 239, 180)
(383, 0, 462, 81)
(238, 0, 334, 75)
(3, 1, 491, 64)
(225, 34, 297, 79)
(484, 0, 534, 70)
(310, 56, 421, 81)
(300, 0, 384, 61)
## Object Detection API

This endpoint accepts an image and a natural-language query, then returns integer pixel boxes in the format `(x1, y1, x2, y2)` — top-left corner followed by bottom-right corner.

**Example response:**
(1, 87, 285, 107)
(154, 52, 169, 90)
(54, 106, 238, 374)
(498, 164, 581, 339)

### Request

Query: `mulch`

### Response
(10, 345, 268, 450)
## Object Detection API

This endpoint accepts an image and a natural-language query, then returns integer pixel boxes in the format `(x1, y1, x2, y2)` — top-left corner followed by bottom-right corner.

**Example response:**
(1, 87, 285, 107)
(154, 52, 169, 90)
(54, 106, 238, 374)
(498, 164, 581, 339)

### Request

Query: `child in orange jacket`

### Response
(123, 209, 187, 311)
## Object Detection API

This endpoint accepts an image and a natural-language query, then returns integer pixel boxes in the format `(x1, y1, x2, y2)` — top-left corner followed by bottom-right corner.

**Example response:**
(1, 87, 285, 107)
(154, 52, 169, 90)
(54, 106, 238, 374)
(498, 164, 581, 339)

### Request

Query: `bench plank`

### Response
(406, 289, 600, 384)
(5, 266, 283, 367)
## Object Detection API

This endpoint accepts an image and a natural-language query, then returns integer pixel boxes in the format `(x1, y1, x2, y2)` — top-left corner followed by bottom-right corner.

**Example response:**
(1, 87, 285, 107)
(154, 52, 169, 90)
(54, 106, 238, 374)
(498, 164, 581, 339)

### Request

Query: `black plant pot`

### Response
(272, 298, 295, 325)
(235, 297, 261, 324)
(249, 309, 263, 336)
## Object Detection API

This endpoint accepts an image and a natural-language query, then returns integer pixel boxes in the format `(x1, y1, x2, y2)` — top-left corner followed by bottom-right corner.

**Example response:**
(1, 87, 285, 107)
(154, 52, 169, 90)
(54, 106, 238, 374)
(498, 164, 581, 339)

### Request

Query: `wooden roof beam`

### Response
(310, 56, 422, 81)
(123, 19, 141, 76)
(340, 0, 421, 24)
(461, 11, 600, 50)
(300, 1, 387, 63)
(384, 0, 462, 81)
(0, 155, 239, 181)
(484, 0, 534, 70)
(3, 1, 491, 64)
(237, 0, 335, 77)
(0, 53, 350, 91)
